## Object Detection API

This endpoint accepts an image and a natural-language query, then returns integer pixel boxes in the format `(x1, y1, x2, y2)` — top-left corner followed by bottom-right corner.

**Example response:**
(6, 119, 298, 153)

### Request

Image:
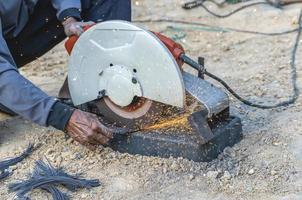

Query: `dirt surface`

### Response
(1, 1, 302, 199)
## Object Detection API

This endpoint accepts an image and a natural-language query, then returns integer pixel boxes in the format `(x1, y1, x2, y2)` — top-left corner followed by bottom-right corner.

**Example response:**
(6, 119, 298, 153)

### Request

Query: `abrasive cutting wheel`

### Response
(93, 97, 169, 129)
(67, 21, 186, 129)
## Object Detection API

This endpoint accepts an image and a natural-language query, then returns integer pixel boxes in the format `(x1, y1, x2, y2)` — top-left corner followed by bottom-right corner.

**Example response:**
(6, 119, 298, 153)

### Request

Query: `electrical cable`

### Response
(134, 19, 299, 36)
(183, 1, 270, 18)
(183, 0, 227, 9)
(203, 10, 302, 109)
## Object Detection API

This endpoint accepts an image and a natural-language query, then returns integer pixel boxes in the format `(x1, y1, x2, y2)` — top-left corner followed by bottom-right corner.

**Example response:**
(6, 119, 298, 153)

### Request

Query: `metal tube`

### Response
(180, 54, 204, 73)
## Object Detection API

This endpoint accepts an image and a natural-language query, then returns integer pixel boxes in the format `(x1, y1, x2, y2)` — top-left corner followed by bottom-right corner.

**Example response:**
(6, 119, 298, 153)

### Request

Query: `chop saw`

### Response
(62, 20, 242, 162)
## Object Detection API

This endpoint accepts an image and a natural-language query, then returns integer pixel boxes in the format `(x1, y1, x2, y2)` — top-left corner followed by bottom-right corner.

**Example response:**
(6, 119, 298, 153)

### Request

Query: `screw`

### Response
(97, 90, 106, 99)
(132, 77, 137, 84)
(99, 71, 103, 76)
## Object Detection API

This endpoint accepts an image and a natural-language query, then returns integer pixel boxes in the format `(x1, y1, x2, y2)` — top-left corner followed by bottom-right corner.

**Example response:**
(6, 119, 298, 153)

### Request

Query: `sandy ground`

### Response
(1, 1, 302, 199)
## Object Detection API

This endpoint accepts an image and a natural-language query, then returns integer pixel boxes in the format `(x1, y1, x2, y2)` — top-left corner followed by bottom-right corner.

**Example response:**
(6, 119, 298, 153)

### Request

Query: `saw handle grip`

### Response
(152, 32, 185, 66)
(65, 25, 95, 55)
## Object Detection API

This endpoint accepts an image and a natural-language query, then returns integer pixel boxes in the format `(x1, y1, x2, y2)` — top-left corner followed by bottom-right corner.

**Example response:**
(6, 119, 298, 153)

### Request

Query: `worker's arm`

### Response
(0, 30, 112, 148)
(0, 24, 57, 126)
(0, 1, 112, 148)
(51, 0, 82, 21)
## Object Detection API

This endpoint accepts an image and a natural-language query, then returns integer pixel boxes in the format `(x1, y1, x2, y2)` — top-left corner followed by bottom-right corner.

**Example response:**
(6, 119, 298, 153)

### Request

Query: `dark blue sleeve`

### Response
(0, 23, 57, 126)
(51, 0, 82, 21)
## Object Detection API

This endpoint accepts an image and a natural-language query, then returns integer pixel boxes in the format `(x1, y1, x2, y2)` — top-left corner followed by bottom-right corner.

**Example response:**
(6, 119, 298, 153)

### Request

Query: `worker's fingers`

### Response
(74, 21, 95, 35)
(91, 121, 113, 139)
(70, 22, 95, 36)
(76, 21, 95, 30)
(92, 134, 110, 145)
(83, 125, 110, 145)
(70, 24, 84, 36)
(80, 21, 96, 27)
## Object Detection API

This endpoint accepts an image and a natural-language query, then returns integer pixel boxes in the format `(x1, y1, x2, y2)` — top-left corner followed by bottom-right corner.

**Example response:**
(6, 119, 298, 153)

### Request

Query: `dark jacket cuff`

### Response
(47, 101, 75, 131)
(58, 8, 82, 22)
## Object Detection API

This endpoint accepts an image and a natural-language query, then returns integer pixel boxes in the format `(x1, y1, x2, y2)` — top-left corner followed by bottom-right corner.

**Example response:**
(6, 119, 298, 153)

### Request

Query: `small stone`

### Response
(206, 171, 219, 179)
(89, 159, 95, 164)
(213, 57, 220, 62)
(270, 170, 277, 176)
(222, 171, 231, 180)
(46, 148, 55, 155)
(292, 16, 298, 25)
(222, 45, 230, 52)
(248, 169, 255, 175)
(272, 141, 281, 146)
(55, 156, 63, 165)
(72, 153, 83, 160)
(67, 138, 74, 144)
(170, 162, 180, 171)
(189, 174, 195, 181)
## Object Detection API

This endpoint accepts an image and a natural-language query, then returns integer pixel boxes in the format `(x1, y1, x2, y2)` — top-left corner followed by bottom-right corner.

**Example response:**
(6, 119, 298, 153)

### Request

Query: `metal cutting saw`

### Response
(61, 20, 242, 162)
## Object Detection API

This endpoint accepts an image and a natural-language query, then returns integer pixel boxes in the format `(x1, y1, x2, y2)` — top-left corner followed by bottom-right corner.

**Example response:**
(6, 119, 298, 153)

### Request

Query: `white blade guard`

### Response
(68, 20, 186, 108)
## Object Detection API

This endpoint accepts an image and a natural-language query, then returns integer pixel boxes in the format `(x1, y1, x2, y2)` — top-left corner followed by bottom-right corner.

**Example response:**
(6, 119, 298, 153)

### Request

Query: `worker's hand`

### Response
(62, 17, 95, 37)
(65, 109, 113, 150)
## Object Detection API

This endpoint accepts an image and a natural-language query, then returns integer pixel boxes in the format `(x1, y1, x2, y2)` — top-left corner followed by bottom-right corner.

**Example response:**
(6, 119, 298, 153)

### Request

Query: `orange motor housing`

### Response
(151, 32, 185, 67)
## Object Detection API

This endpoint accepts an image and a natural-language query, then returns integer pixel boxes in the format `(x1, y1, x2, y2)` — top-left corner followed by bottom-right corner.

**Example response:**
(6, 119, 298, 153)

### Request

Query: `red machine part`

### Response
(151, 32, 185, 67)
(65, 25, 94, 55)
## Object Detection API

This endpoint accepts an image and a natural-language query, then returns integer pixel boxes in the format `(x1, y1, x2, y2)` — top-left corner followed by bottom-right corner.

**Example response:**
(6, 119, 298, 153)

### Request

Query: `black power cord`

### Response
(183, 0, 227, 9)
(183, 1, 270, 18)
(202, 10, 302, 109)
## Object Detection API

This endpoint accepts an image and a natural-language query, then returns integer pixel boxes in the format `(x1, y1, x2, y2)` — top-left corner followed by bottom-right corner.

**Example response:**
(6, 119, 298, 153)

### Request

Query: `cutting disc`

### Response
(67, 21, 186, 129)
(93, 97, 170, 129)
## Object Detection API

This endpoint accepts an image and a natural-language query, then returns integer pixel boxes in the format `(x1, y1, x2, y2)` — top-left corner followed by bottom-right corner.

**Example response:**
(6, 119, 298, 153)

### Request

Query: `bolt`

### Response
(132, 77, 137, 84)
(97, 90, 106, 99)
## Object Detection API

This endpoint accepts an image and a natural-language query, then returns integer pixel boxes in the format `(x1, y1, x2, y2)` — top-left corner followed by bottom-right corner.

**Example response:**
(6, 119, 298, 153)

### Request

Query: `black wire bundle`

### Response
(9, 159, 100, 200)
(0, 144, 34, 180)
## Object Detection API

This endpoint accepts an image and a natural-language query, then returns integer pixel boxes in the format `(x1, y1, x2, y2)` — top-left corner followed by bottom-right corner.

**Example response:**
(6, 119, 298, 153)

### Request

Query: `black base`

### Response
(109, 116, 242, 162)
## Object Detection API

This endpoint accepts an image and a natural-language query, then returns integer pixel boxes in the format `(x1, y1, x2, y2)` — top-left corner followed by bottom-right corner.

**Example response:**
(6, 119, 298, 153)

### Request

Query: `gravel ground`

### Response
(0, 1, 302, 199)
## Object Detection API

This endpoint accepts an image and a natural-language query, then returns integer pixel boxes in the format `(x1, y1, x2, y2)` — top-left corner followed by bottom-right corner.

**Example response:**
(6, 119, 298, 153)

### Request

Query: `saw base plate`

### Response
(108, 115, 242, 162)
